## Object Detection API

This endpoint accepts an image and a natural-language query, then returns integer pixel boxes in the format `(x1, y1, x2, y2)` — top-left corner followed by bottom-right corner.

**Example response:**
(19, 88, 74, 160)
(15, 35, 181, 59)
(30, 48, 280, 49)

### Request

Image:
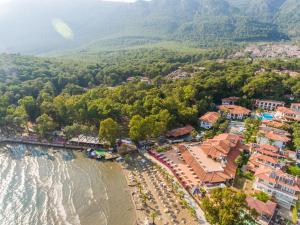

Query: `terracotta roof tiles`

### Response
(246, 197, 277, 216)
(218, 105, 251, 115)
(199, 112, 220, 124)
(166, 125, 194, 138)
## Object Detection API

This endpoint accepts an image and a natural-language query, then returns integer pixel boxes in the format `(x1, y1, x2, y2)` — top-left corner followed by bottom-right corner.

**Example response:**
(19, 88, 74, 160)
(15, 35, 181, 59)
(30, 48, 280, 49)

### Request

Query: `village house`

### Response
(256, 126, 291, 150)
(274, 106, 300, 122)
(246, 196, 277, 225)
(255, 99, 285, 111)
(253, 144, 281, 157)
(126, 76, 136, 82)
(199, 112, 220, 129)
(166, 125, 194, 142)
(254, 168, 300, 209)
(291, 103, 300, 112)
(246, 153, 279, 173)
(177, 133, 245, 189)
(218, 105, 251, 120)
(221, 97, 240, 105)
(140, 76, 151, 85)
(261, 120, 286, 129)
(166, 69, 191, 80)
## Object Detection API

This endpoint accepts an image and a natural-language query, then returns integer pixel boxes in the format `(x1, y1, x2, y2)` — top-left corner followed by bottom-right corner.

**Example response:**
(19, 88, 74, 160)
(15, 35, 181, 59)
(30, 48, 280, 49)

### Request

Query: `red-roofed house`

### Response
(261, 120, 286, 129)
(275, 106, 300, 122)
(255, 99, 285, 111)
(218, 105, 251, 120)
(260, 144, 280, 153)
(166, 125, 194, 140)
(257, 127, 291, 150)
(199, 112, 220, 129)
(222, 97, 240, 105)
(247, 153, 279, 173)
(254, 168, 300, 209)
(246, 197, 277, 225)
(178, 133, 245, 188)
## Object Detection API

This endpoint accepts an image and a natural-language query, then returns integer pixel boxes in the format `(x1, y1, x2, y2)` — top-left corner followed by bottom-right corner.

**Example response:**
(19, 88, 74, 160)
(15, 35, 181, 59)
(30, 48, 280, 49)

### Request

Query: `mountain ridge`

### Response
(0, 0, 299, 54)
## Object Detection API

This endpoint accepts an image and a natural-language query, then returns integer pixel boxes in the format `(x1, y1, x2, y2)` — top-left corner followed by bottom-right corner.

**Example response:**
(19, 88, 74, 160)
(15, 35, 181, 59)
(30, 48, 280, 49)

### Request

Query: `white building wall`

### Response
(254, 179, 297, 209)
(200, 121, 212, 129)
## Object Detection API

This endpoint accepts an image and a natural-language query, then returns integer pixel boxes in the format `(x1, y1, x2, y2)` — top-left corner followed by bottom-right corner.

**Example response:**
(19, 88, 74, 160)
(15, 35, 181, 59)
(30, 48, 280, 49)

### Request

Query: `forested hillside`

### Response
(0, 53, 299, 139)
(0, 0, 299, 54)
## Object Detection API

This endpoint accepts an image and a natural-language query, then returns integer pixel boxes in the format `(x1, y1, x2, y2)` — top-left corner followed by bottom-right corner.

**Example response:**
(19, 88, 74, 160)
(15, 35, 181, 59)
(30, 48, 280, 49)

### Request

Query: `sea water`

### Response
(0, 144, 135, 225)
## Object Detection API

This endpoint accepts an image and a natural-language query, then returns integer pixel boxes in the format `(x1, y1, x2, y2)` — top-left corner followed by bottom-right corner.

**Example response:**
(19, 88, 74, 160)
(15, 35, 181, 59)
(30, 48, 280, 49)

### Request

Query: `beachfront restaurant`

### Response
(69, 135, 104, 148)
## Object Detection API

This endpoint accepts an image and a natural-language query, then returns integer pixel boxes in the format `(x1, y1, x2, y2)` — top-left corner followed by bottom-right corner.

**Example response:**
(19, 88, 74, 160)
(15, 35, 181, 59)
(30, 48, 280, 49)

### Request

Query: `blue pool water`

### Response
(259, 113, 274, 120)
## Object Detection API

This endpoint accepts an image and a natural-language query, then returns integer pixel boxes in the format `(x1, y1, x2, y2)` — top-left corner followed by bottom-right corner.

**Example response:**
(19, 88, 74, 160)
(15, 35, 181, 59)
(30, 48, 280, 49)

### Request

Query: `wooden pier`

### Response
(0, 137, 122, 161)
(0, 137, 85, 150)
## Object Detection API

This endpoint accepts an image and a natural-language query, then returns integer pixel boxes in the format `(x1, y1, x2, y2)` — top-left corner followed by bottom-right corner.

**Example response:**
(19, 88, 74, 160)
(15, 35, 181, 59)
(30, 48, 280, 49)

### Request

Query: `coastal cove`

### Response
(0, 143, 136, 225)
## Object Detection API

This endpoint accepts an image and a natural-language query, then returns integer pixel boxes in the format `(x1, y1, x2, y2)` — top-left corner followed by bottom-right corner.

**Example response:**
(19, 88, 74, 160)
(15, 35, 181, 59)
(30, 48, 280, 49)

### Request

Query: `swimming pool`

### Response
(259, 113, 274, 120)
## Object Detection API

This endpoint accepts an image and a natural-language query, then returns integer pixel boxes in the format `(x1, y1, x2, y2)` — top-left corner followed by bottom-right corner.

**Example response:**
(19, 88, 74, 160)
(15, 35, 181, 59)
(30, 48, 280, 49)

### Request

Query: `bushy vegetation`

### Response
(292, 123, 300, 150)
(252, 191, 271, 203)
(287, 164, 300, 177)
(243, 118, 261, 143)
(201, 187, 256, 225)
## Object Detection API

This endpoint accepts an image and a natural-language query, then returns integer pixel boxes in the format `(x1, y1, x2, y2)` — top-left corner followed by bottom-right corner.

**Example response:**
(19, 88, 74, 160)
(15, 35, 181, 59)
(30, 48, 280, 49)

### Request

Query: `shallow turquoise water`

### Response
(259, 113, 274, 120)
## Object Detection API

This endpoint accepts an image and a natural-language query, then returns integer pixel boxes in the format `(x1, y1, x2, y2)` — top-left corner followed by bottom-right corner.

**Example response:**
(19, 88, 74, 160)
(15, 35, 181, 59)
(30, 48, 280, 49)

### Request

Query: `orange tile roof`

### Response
(250, 153, 278, 165)
(218, 105, 251, 115)
(178, 133, 242, 184)
(246, 197, 277, 216)
(261, 120, 286, 129)
(277, 106, 298, 115)
(264, 131, 291, 142)
(256, 148, 280, 158)
(201, 133, 242, 158)
(255, 168, 300, 192)
(199, 112, 220, 124)
(166, 125, 194, 138)
(260, 144, 279, 152)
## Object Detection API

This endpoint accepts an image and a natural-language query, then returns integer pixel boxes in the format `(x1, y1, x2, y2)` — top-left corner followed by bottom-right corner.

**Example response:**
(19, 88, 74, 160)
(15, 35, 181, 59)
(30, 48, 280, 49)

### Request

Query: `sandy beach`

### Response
(121, 153, 203, 225)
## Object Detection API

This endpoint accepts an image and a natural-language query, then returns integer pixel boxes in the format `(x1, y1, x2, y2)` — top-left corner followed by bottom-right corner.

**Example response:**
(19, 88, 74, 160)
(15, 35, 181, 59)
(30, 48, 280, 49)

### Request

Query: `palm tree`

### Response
(150, 211, 157, 225)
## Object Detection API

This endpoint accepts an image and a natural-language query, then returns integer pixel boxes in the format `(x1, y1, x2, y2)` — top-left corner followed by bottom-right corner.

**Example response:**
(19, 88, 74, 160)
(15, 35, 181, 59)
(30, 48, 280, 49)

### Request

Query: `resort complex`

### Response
(146, 98, 300, 225)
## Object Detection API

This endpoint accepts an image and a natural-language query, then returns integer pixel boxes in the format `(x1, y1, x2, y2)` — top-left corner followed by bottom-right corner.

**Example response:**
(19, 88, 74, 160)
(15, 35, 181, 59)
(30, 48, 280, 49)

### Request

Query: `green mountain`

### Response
(0, 0, 298, 54)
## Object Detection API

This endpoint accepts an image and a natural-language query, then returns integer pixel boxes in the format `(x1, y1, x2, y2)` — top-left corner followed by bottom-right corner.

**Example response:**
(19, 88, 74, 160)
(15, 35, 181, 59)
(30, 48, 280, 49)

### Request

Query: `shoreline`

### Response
(1, 135, 207, 224)
(120, 152, 207, 225)
(120, 164, 140, 225)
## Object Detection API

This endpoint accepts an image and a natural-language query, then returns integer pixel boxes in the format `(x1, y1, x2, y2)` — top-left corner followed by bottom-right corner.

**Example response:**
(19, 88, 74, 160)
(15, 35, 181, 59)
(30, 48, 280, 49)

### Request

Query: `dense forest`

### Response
(0, 51, 299, 141)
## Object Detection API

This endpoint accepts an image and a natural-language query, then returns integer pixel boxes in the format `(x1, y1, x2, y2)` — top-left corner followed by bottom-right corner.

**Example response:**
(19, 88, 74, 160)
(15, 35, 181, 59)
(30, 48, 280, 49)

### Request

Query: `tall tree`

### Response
(35, 114, 56, 137)
(99, 118, 119, 147)
(18, 96, 37, 121)
(201, 187, 256, 225)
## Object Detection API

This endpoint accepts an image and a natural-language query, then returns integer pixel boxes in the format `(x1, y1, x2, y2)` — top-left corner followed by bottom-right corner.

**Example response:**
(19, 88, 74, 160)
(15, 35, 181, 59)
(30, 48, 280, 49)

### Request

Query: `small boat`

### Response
(116, 157, 124, 162)
(96, 155, 105, 161)
(88, 150, 97, 159)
